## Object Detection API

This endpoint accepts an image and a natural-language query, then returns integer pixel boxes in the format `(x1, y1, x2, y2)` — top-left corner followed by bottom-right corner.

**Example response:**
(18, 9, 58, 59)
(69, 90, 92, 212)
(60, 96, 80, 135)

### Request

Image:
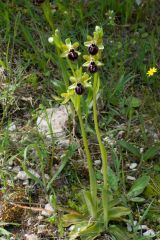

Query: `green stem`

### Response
(77, 105, 97, 215)
(67, 59, 76, 77)
(93, 72, 109, 228)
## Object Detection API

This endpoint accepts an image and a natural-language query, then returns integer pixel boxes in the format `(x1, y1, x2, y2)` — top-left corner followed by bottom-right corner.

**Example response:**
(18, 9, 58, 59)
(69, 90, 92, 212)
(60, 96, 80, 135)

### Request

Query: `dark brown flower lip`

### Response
(88, 61, 98, 73)
(75, 83, 85, 95)
(33, 0, 45, 6)
(88, 43, 99, 55)
(68, 49, 78, 61)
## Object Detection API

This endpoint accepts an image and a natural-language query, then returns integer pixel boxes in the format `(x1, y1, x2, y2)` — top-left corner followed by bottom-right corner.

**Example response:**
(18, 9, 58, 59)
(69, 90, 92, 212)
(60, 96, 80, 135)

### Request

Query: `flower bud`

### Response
(88, 44, 98, 55)
(88, 61, 98, 73)
(75, 83, 84, 95)
(68, 49, 78, 61)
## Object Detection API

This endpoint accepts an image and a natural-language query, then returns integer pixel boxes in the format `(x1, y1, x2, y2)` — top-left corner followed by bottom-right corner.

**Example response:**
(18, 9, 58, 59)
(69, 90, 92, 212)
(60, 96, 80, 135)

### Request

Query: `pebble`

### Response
(29, 169, 40, 178)
(25, 234, 39, 240)
(8, 122, 16, 131)
(12, 166, 21, 173)
(127, 176, 136, 181)
(143, 229, 155, 237)
(129, 163, 138, 170)
(37, 224, 46, 234)
(94, 160, 101, 166)
(15, 171, 28, 180)
(37, 106, 70, 145)
(37, 215, 44, 221)
(41, 203, 54, 217)
(23, 179, 29, 185)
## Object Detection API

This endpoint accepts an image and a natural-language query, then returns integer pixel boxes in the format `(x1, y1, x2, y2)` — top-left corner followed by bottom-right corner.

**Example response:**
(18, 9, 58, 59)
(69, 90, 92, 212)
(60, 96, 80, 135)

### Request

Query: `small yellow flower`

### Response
(147, 67, 157, 76)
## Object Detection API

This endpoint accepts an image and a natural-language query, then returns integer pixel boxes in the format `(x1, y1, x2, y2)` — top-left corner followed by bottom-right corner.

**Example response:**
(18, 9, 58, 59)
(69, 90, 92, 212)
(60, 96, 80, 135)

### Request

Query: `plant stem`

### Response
(93, 72, 109, 228)
(77, 104, 97, 215)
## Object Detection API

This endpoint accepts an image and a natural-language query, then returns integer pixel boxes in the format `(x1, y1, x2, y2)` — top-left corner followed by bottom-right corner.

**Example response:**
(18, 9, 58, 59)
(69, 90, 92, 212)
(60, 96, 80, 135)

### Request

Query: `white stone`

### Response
(12, 166, 21, 173)
(25, 234, 39, 240)
(69, 225, 75, 231)
(28, 169, 40, 178)
(143, 229, 155, 237)
(37, 106, 70, 145)
(127, 176, 136, 181)
(41, 203, 54, 217)
(23, 179, 29, 186)
(94, 160, 101, 166)
(15, 171, 28, 180)
(37, 215, 44, 221)
(8, 122, 16, 131)
(37, 224, 46, 234)
(48, 37, 53, 43)
(129, 163, 138, 170)
(138, 225, 148, 230)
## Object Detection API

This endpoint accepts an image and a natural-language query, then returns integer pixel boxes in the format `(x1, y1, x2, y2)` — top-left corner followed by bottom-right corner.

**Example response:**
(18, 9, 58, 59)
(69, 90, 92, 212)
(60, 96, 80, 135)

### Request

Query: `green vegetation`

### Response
(0, 0, 160, 239)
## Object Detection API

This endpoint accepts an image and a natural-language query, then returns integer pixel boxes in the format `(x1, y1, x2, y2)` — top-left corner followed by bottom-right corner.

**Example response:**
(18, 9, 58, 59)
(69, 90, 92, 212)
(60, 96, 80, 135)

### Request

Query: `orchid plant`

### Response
(49, 26, 131, 240)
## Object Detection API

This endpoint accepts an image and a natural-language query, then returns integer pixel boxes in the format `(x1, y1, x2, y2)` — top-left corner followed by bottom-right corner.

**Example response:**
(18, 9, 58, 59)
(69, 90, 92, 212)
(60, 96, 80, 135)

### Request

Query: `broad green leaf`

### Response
(69, 221, 89, 240)
(109, 225, 134, 240)
(108, 167, 119, 191)
(126, 96, 141, 108)
(83, 191, 96, 218)
(127, 175, 150, 198)
(0, 227, 11, 236)
(62, 213, 85, 227)
(93, 73, 100, 94)
(118, 140, 141, 158)
(143, 145, 160, 161)
(130, 197, 145, 202)
(80, 222, 104, 240)
(108, 206, 130, 220)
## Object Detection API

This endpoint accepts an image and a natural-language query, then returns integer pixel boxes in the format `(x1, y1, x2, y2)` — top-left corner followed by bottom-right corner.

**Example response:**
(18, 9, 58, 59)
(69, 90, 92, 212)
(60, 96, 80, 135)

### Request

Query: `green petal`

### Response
(60, 51, 69, 58)
(73, 42, 79, 49)
(96, 61, 104, 66)
(83, 61, 90, 67)
(65, 38, 72, 47)
(83, 55, 90, 61)
(69, 84, 76, 89)
(84, 41, 93, 47)
(70, 76, 76, 83)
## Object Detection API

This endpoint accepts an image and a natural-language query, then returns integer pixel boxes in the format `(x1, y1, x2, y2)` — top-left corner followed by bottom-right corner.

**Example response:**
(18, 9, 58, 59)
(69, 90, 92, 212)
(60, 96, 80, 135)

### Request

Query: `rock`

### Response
(37, 215, 44, 221)
(28, 169, 40, 178)
(25, 234, 39, 240)
(37, 224, 47, 234)
(69, 225, 75, 231)
(15, 171, 28, 180)
(41, 203, 54, 217)
(23, 179, 29, 185)
(127, 176, 136, 181)
(94, 160, 101, 166)
(129, 163, 137, 170)
(12, 166, 21, 173)
(37, 106, 70, 145)
(8, 122, 16, 131)
(143, 229, 155, 237)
